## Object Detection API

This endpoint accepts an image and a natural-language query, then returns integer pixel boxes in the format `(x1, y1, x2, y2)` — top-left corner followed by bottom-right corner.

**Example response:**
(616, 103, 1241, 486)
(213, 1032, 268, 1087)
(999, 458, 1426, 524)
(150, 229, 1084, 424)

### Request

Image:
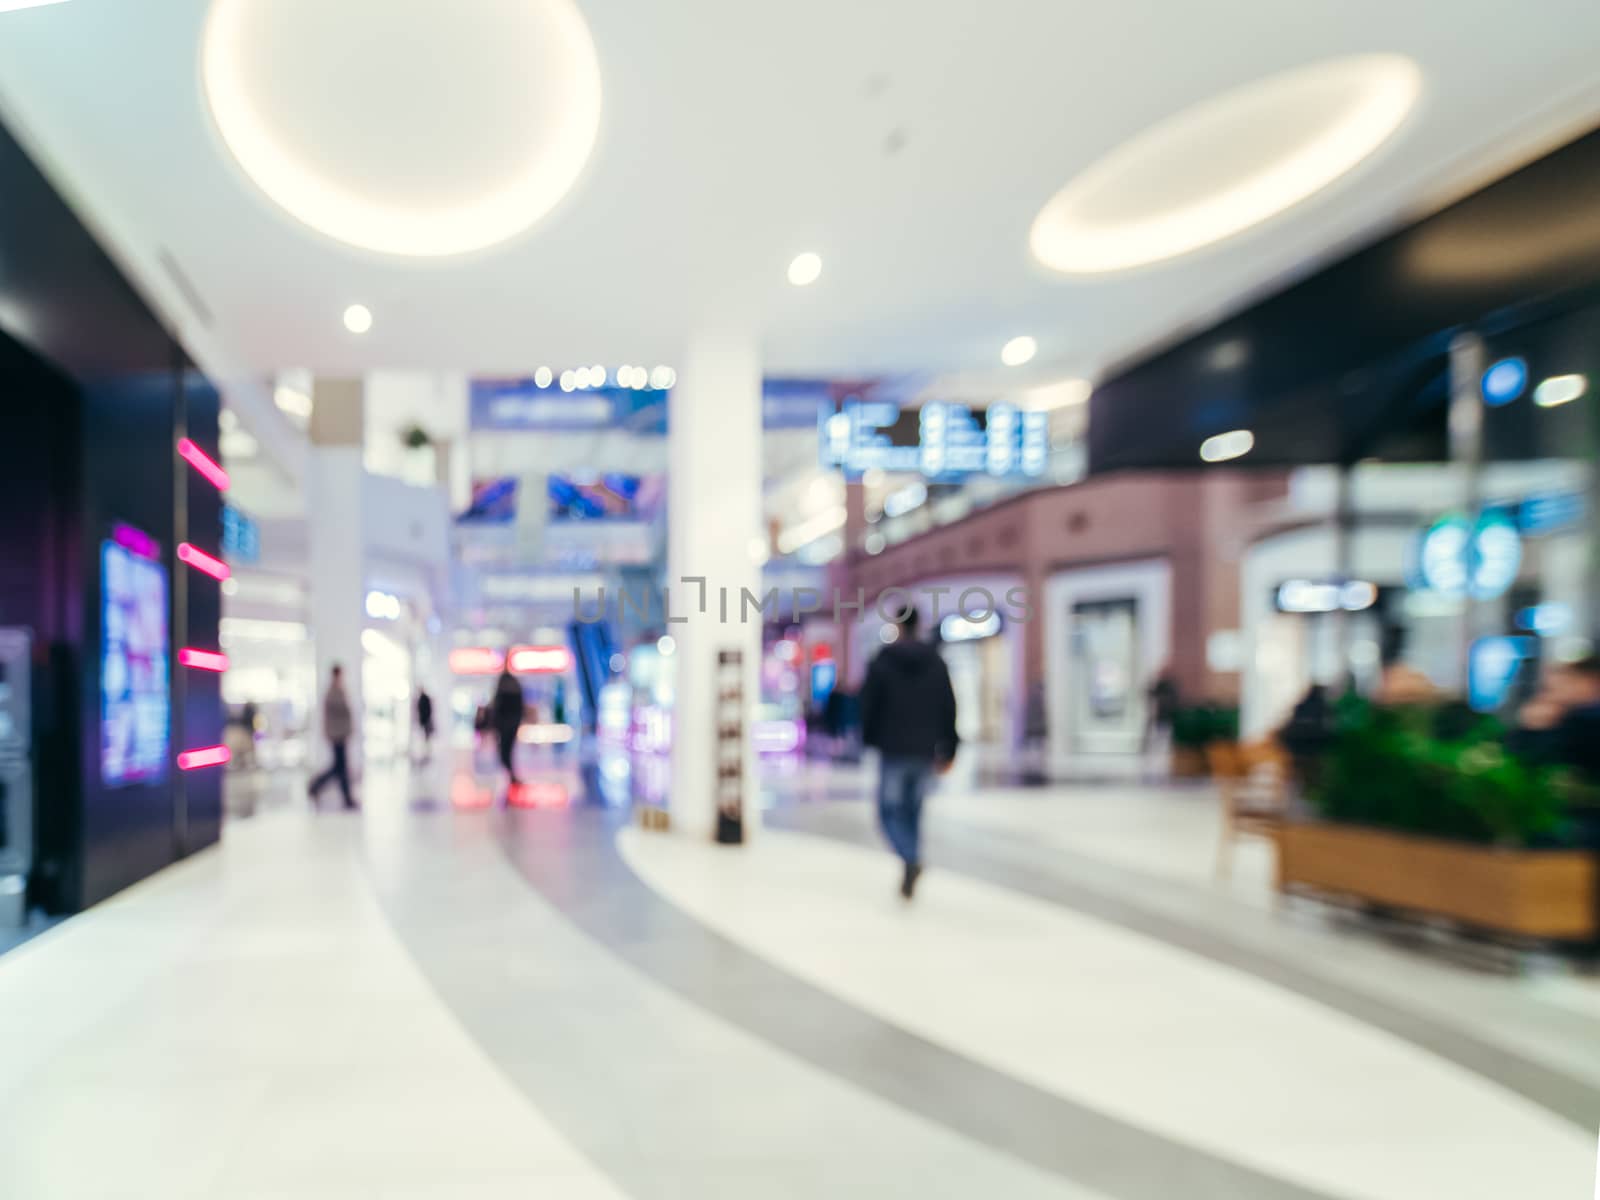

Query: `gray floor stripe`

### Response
(773, 804, 1600, 1133)
(490, 807, 1339, 1200)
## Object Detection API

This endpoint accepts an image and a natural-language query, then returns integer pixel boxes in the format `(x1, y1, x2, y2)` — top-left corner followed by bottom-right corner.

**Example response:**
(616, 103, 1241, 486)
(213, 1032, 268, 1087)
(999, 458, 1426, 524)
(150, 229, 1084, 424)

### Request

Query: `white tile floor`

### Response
(2, 764, 1596, 1200)
(619, 825, 1592, 1200)
(0, 815, 628, 1200)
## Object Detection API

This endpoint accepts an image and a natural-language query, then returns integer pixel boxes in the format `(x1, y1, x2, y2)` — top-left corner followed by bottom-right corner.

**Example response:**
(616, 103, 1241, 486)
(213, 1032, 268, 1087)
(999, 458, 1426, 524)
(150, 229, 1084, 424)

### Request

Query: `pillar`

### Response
(1447, 333, 1486, 692)
(309, 377, 366, 770)
(667, 331, 763, 841)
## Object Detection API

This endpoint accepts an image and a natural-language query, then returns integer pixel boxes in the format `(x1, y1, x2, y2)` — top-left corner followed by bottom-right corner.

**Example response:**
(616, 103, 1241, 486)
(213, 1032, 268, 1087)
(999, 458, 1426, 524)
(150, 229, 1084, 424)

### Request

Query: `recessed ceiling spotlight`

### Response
(559, 370, 576, 392)
(1200, 429, 1255, 463)
(574, 367, 592, 389)
(1030, 54, 1421, 273)
(343, 304, 373, 334)
(201, 0, 602, 257)
(534, 366, 553, 388)
(788, 252, 823, 287)
(650, 366, 676, 389)
(1001, 336, 1037, 367)
(590, 365, 606, 386)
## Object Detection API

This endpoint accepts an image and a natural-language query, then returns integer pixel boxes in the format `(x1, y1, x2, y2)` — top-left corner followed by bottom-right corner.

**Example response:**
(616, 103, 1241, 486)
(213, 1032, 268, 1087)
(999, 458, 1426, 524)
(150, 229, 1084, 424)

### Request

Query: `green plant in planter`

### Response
(1171, 704, 1240, 748)
(401, 424, 432, 450)
(1307, 699, 1572, 847)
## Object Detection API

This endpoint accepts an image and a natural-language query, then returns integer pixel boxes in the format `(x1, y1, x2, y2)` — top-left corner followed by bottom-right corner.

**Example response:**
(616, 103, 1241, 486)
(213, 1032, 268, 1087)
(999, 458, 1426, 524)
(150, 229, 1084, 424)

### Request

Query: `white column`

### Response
(668, 331, 763, 840)
(309, 378, 366, 770)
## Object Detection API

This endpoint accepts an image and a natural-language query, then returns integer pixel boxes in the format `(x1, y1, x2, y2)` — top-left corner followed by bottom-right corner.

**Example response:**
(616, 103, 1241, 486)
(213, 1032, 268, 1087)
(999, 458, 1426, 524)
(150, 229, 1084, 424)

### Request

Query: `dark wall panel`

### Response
(1089, 123, 1600, 473)
(0, 115, 224, 912)
(77, 369, 182, 908)
(178, 369, 224, 857)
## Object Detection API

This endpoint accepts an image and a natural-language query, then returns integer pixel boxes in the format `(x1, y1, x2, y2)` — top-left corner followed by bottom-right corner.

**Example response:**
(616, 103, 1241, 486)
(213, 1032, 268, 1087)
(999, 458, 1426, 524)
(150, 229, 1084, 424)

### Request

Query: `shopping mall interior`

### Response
(4, 2, 1600, 1196)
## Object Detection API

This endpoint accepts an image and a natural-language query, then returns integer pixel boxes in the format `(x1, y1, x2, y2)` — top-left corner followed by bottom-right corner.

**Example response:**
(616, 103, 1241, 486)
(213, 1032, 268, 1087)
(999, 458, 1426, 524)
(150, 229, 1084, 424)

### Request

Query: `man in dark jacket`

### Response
(859, 606, 959, 898)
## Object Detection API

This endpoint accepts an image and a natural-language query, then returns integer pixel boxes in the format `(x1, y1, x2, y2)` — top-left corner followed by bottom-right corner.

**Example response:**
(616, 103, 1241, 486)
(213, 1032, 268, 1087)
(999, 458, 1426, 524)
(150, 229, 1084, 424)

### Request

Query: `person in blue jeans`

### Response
(858, 605, 959, 899)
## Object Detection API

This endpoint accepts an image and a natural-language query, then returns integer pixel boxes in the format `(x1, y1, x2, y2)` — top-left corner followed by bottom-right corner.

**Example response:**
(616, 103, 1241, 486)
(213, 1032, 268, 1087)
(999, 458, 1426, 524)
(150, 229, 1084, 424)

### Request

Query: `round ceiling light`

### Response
(1030, 54, 1421, 274)
(202, 0, 603, 257)
(788, 252, 823, 287)
(1001, 336, 1037, 367)
(343, 304, 373, 334)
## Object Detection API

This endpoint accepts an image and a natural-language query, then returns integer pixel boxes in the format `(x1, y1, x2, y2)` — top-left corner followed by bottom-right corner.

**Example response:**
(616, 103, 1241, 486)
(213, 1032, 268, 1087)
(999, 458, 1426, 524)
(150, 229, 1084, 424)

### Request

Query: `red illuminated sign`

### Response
(508, 645, 573, 674)
(449, 647, 505, 675)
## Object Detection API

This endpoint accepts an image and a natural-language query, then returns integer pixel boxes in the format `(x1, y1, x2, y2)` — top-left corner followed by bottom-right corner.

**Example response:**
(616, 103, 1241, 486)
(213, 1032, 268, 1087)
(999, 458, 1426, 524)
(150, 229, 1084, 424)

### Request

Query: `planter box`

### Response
(1276, 822, 1598, 941)
(1171, 747, 1209, 778)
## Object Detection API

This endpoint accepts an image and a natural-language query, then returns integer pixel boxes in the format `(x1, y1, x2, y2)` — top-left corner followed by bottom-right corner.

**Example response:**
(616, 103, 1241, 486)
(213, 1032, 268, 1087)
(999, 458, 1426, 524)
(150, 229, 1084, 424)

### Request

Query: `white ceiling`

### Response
(3, 0, 1600, 389)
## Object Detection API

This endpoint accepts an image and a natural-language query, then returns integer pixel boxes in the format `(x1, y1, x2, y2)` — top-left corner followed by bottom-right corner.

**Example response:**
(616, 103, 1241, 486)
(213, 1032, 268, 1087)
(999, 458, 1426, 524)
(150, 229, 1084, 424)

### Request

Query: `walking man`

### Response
(859, 606, 958, 899)
(308, 664, 357, 810)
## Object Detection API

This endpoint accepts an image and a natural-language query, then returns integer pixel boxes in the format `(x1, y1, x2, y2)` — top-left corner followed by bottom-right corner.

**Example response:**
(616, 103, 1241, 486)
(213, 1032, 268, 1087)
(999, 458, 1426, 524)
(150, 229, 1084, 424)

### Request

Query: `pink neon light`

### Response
(177, 437, 230, 491)
(449, 647, 505, 675)
(111, 523, 160, 560)
(508, 645, 573, 675)
(177, 542, 230, 580)
(178, 648, 229, 672)
(177, 745, 231, 771)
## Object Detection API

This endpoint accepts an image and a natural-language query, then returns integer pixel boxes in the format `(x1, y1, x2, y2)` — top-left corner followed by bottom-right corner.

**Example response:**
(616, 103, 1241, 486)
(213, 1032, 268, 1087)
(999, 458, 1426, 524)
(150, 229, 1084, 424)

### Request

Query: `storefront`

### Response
(0, 116, 224, 915)
(1044, 559, 1172, 757)
(1241, 460, 1594, 736)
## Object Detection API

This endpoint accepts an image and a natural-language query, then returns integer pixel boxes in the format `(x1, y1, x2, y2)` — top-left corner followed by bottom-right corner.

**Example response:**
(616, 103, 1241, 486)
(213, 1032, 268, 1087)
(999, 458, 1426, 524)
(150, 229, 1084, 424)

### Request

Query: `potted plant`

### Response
(1278, 700, 1598, 940)
(399, 424, 437, 485)
(1170, 704, 1240, 776)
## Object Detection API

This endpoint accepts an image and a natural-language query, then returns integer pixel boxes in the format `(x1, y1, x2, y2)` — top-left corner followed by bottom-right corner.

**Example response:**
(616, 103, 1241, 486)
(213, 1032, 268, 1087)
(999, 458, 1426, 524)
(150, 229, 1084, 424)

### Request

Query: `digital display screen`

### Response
(548, 473, 664, 521)
(820, 397, 1049, 478)
(101, 537, 170, 787)
(457, 477, 519, 525)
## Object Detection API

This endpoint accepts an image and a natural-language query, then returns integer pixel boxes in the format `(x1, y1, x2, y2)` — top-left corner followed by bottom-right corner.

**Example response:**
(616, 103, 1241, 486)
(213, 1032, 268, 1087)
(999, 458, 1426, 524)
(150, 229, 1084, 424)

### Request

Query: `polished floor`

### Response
(1, 747, 1597, 1199)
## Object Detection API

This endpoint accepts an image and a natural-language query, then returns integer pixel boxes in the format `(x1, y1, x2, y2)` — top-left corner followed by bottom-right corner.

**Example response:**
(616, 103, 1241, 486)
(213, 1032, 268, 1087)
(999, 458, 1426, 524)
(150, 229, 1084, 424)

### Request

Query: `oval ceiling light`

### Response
(1200, 429, 1255, 463)
(202, 0, 602, 257)
(1534, 374, 1587, 408)
(343, 304, 373, 334)
(1001, 335, 1037, 367)
(788, 252, 823, 287)
(1030, 54, 1421, 274)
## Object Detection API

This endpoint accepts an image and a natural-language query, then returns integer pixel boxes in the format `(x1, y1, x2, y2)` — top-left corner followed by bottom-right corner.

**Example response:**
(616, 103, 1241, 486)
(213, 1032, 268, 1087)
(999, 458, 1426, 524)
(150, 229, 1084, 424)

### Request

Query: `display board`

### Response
(100, 536, 170, 787)
(820, 396, 1049, 479)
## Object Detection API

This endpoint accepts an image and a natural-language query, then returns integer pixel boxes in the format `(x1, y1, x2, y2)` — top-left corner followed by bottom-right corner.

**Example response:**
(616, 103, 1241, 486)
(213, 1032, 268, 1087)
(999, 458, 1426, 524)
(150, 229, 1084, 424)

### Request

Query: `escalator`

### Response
(567, 619, 617, 732)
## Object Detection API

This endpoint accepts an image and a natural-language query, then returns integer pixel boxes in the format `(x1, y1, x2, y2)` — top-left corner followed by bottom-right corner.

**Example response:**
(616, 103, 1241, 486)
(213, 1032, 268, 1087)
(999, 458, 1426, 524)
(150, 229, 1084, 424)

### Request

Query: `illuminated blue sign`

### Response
(821, 398, 1049, 480)
(1516, 489, 1585, 536)
(1413, 510, 1522, 601)
(221, 506, 260, 565)
(1515, 603, 1572, 637)
(1468, 635, 1536, 713)
(1481, 357, 1527, 407)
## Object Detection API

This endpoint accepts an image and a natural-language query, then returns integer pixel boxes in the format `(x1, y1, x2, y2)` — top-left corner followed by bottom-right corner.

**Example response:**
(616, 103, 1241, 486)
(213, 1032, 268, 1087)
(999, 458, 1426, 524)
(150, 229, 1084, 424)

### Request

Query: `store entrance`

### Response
(1068, 597, 1144, 754)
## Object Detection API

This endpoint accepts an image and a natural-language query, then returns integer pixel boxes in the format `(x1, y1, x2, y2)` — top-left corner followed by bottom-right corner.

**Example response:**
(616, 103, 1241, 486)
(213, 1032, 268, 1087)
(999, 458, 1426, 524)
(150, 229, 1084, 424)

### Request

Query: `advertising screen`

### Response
(457, 477, 519, 525)
(548, 473, 664, 521)
(101, 536, 171, 786)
